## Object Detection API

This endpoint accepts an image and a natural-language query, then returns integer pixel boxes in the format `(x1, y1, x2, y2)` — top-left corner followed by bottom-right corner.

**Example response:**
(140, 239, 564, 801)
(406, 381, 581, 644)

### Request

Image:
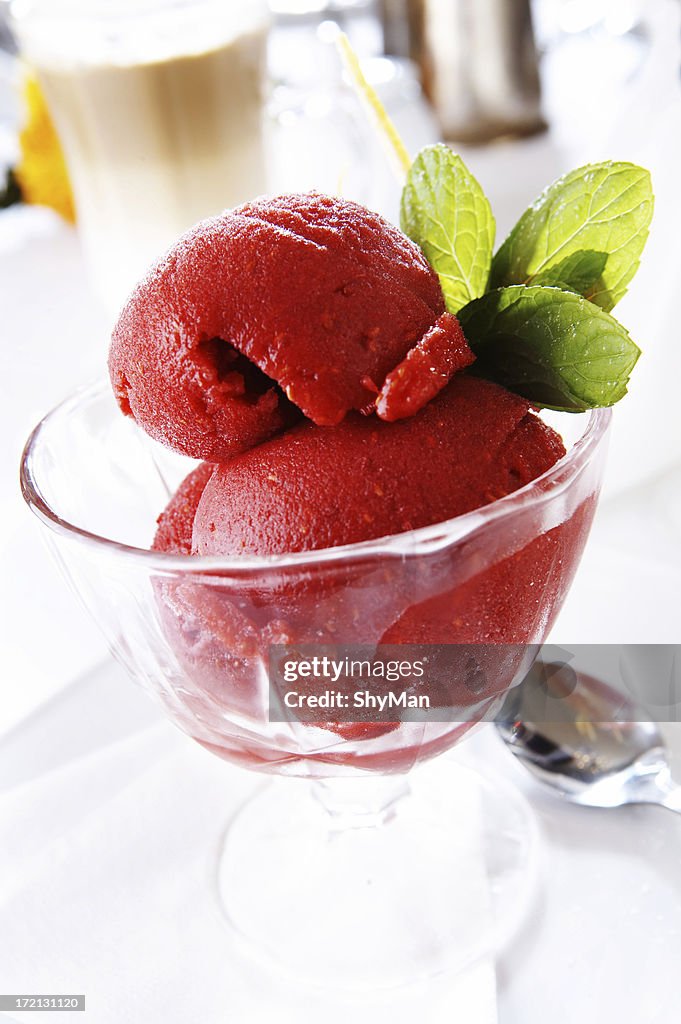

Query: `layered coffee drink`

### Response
(13, 1, 269, 312)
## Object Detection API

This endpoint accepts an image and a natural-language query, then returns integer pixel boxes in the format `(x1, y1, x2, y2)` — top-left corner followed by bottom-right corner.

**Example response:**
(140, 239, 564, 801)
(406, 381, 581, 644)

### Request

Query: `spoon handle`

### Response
(659, 784, 681, 814)
(629, 768, 681, 813)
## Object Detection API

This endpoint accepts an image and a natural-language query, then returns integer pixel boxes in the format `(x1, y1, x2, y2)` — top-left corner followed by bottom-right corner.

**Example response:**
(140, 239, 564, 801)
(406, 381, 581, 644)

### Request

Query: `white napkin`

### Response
(0, 721, 497, 1024)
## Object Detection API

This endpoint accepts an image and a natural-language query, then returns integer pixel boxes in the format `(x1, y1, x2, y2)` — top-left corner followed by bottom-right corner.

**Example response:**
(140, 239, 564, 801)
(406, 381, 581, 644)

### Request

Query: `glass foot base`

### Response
(214, 759, 538, 990)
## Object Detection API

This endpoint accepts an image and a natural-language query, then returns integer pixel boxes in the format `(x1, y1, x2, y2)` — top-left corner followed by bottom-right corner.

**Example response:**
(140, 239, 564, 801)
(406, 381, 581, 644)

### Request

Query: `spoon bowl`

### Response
(496, 660, 681, 812)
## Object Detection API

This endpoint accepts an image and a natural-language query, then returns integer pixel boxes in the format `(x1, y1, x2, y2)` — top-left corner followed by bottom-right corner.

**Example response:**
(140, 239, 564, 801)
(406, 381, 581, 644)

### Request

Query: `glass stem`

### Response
(311, 774, 410, 830)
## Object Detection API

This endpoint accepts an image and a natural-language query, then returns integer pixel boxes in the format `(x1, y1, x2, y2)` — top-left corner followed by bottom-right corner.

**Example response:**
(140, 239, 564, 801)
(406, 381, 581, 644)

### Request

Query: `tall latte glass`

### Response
(10, 0, 270, 313)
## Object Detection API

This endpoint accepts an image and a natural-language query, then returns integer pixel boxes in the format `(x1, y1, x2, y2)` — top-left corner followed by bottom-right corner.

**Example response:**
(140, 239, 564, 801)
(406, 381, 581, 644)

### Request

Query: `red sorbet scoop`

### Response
(149, 377, 568, 751)
(109, 193, 469, 462)
(192, 377, 566, 558)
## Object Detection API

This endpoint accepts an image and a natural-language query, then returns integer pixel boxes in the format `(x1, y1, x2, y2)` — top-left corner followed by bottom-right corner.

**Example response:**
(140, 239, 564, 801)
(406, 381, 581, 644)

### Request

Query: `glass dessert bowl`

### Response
(21, 381, 610, 988)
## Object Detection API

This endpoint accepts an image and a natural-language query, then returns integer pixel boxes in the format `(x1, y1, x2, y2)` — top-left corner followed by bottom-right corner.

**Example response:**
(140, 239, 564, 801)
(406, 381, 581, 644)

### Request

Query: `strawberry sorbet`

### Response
(110, 193, 468, 461)
(106, 190, 600, 771)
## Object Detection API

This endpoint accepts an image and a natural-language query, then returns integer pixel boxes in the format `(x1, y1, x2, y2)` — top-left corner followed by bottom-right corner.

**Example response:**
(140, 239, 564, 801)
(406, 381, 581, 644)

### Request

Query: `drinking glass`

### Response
(21, 381, 610, 987)
(8, 0, 270, 313)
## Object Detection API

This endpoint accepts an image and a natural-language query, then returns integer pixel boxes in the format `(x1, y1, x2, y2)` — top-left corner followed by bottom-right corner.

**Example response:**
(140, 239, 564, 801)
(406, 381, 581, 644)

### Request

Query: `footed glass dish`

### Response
(21, 381, 610, 988)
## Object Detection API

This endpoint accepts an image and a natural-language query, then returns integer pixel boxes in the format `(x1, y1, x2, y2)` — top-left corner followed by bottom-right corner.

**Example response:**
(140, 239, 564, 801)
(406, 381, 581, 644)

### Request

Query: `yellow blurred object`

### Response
(15, 71, 76, 223)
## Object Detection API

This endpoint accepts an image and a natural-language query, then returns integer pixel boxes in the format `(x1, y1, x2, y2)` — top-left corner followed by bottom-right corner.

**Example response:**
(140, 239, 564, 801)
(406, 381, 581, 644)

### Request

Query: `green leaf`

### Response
(531, 249, 608, 297)
(459, 286, 641, 411)
(401, 144, 495, 315)
(490, 162, 654, 311)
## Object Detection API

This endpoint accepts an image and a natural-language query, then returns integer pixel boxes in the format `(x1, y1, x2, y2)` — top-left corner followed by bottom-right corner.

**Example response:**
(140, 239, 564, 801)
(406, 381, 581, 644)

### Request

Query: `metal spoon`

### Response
(495, 660, 681, 813)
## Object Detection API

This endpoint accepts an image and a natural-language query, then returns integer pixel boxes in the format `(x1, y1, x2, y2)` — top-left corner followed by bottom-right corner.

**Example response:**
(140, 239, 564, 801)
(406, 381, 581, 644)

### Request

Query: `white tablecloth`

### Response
(2, 660, 681, 1023)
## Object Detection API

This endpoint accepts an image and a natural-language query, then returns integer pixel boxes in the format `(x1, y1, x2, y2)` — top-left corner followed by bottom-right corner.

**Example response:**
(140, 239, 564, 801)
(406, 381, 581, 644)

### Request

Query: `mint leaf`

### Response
(490, 162, 653, 311)
(459, 286, 641, 411)
(401, 144, 495, 315)
(531, 249, 607, 297)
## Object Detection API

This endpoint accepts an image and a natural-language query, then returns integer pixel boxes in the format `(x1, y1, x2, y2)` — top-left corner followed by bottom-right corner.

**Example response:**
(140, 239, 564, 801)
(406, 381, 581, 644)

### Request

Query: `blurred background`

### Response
(1, 0, 680, 735)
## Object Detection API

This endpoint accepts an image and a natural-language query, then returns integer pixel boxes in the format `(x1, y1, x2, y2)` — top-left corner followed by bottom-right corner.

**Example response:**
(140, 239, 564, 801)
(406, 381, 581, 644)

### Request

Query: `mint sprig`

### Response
(401, 144, 495, 315)
(398, 149, 651, 411)
(490, 161, 653, 311)
(459, 286, 641, 412)
(338, 32, 649, 412)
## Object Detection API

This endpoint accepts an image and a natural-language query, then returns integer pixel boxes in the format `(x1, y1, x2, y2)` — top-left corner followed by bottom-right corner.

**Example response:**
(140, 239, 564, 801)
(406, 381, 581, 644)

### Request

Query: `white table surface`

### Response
(2, 18, 681, 1016)
(2, 659, 681, 1024)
